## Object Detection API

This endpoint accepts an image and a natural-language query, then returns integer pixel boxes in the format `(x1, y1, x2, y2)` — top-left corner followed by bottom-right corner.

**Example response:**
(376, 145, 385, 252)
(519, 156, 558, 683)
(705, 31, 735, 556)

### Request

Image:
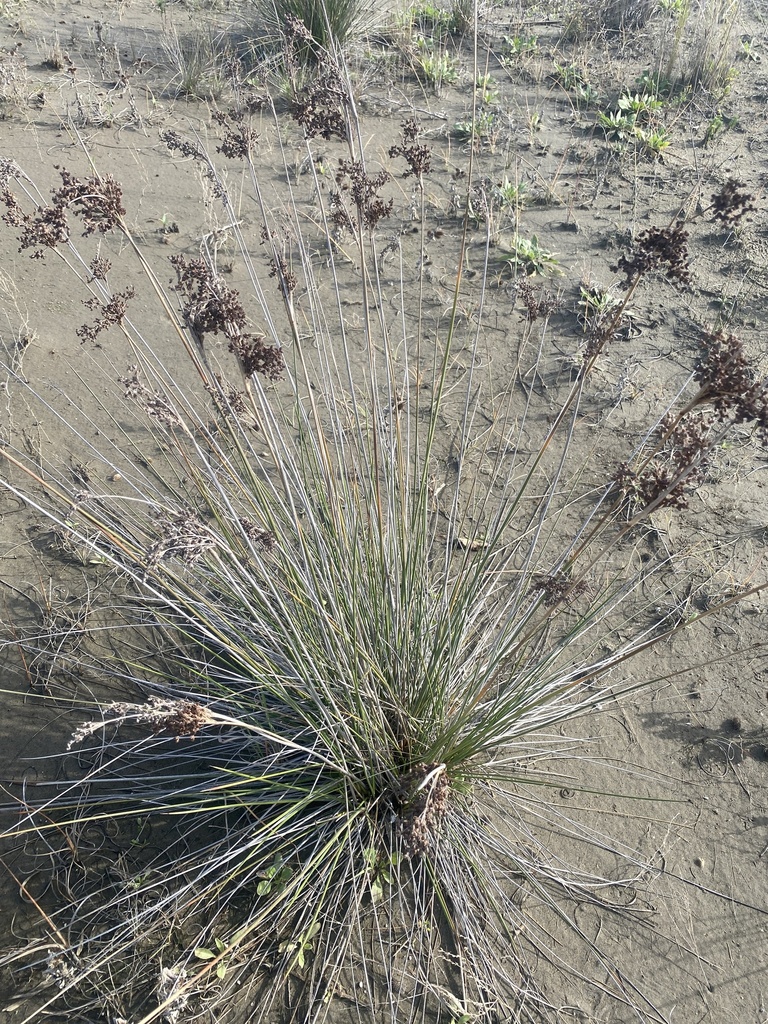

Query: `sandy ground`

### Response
(0, 0, 767, 1021)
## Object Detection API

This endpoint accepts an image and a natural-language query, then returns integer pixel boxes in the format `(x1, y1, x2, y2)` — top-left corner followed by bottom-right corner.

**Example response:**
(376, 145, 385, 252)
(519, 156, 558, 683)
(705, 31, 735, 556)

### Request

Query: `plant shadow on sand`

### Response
(0, 1, 767, 1023)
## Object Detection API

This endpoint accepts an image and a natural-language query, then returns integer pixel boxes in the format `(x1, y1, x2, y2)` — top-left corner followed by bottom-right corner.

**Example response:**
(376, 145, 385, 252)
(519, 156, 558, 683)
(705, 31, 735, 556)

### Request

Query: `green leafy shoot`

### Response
(502, 233, 561, 276)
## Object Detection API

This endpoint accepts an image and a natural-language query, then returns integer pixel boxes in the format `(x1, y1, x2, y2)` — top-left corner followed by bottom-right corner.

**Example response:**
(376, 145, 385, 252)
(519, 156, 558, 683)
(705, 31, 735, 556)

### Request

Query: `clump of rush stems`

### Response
(0, 60, 765, 1024)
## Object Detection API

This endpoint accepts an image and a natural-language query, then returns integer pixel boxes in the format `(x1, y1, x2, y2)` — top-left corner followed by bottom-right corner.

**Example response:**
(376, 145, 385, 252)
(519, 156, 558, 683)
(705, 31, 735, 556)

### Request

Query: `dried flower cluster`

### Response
(204, 374, 259, 430)
(160, 129, 204, 161)
(119, 365, 184, 429)
(160, 130, 225, 200)
(67, 695, 214, 750)
(77, 286, 135, 345)
(261, 225, 298, 294)
(2, 188, 66, 256)
(170, 254, 247, 339)
(534, 572, 588, 607)
(147, 510, 218, 566)
(582, 317, 620, 362)
(396, 763, 451, 858)
(615, 220, 690, 288)
(55, 169, 125, 234)
(388, 118, 432, 179)
(614, 328, 768, 515)
(515, 280, 561, 322)
(290, 58, 348, 141)
(229, 332, 285, 382)
(212, 107, 259, 161)
(238, 516, 277, 552)
(169, 254, 284, 380)
(0, 157, 21, 191)
(282, 13, 316, 69)
(694, 329, 768, 438)
(1, 167, 125, 259)
(88, 253, 112, 281)
(614, 411, 713, 512)
(329, 190, 354, 236)
(710, 178, 756, 228)
(154, 700, 213, 739)
(467, 180, 491, 223)
(334, 159, 393, 231)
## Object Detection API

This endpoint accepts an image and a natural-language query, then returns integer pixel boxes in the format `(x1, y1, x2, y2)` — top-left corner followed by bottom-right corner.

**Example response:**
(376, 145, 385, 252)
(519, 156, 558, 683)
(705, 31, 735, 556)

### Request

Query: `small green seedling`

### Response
(635, 69, 672, 98)
(126, 871, 152, 891)
(501, 33, 538, 59)
(158, 212, 179, 236)
(404, 0, 453, 34)
(739, 37, 760, 62)
(552, 62, 585, 91)
(441, 990, 478, 1023)
(597, 110, 636, 142)
(574, 81, 598, 106)
(552, 63, 599, 107)
(578, 284, 621, 334)
(494, 175, 528, 210)
(638, 127, 672, 157)
(256, 854, 292, 896)
(704, 110, 739, 145)
(504, 234, 561, 276)
(475, 74, 499, 105)
(453, 109, 497, 142)
(363, 846, 401, 904)
(194, 937, 229, 979)
(617, 91, 663, 120)
(279, 921, 320, 972)
(658, 0, 688, 15)
(415, 48, 459, 91)
(578, 284, 618, 319)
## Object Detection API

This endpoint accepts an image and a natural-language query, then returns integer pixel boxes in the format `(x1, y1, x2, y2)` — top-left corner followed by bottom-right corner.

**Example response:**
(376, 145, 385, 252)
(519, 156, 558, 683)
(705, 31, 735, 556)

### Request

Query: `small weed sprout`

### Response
(404, 0, 478, 36)
(405, 0, 455, 36)
(642, 127, 672, 156)
(597, 108, 637, 142)
(552, 60, 584, 90)
(503, 233, 561, 276)
(597, 91, 671, 156)
(475, 73, 498, 104)
(500, 33, 538, 59)
(414, 46, 460, 91)
(494, 174, 528, 212)
(552, 61, 598, 106)
(578, 281, 619, 322)
(704, 109, 739, 144)
(193, 938, 230, 980)
(739, 35, 760, 61)
(453, 108, 498, 144)
(617, 90, 663, 119)
(636, 68, 673, 97)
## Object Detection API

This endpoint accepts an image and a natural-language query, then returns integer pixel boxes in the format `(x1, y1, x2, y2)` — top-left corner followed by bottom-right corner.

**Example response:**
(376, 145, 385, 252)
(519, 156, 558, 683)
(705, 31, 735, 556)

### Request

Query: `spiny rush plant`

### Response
(0, 59, 765, 1024)
(249, 0, 376, 59)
